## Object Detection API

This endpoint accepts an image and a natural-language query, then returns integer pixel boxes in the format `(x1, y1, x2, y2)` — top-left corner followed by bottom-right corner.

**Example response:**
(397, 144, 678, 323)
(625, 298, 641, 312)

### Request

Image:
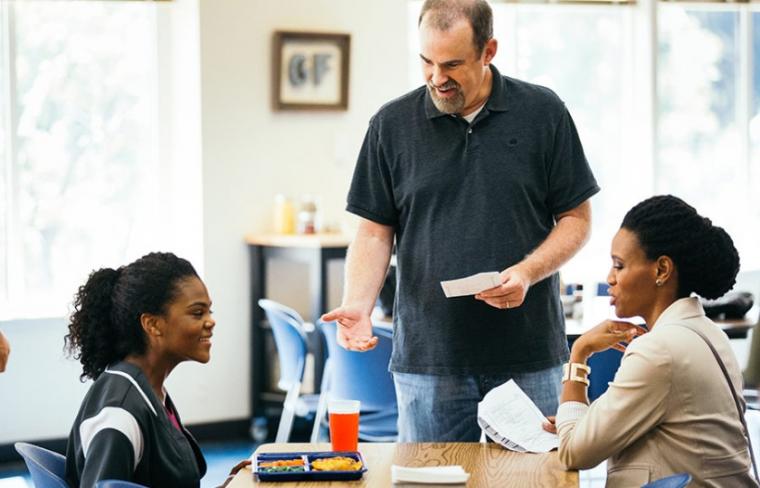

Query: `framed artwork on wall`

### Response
(272, 31, 350, 111)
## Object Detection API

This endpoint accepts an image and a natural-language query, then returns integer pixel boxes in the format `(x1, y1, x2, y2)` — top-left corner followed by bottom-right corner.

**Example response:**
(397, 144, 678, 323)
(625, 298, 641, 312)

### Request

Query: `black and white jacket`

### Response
(65, 361, 207, 488)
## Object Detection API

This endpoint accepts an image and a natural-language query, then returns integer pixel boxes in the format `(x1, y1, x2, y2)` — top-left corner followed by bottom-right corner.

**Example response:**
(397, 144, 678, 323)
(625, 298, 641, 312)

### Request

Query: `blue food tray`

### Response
(253, 451, 367, 482)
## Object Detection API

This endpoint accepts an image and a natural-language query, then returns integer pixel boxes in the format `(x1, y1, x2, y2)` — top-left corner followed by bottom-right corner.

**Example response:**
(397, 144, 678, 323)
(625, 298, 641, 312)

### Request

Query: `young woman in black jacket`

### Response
(64, 252, 249, 488)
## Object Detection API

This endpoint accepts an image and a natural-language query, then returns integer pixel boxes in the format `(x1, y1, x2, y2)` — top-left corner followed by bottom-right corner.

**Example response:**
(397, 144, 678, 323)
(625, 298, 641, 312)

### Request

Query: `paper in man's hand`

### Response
(440, 271, 502, 298)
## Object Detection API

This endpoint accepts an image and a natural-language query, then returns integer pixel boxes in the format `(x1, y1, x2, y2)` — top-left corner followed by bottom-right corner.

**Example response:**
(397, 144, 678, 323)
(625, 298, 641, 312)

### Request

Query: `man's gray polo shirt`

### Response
(347, 65, 600, 375)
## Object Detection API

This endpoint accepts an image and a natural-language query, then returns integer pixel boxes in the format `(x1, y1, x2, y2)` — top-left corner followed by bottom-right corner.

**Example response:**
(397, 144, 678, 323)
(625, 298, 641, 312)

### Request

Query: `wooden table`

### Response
(227, 442, 578, 487)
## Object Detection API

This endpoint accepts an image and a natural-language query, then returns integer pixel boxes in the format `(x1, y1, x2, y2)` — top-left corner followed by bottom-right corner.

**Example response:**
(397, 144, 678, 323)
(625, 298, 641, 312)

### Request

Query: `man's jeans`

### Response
(393, 365, 562, 442)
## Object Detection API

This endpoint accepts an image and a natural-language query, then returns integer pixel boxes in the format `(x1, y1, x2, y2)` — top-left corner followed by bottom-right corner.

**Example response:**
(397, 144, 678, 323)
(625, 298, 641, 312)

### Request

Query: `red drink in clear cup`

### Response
(328, 400, 360, 452)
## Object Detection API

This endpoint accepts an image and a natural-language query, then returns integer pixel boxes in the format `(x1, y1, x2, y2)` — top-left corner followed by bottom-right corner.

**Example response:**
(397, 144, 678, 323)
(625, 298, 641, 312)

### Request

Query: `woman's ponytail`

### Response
(65, 267, 122, 381)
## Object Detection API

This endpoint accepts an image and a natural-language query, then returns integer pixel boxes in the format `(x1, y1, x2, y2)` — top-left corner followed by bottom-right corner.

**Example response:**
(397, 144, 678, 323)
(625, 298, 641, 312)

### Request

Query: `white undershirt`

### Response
(461, 103, 485, 124)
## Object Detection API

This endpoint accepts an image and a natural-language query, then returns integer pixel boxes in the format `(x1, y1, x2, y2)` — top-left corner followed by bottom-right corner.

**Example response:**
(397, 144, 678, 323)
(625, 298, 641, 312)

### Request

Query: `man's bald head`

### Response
(418, 0, 493, 55)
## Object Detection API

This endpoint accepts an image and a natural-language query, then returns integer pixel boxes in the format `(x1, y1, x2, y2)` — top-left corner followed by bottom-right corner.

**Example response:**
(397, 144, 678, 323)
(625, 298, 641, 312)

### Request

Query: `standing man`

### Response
(322, 0, 599, 442)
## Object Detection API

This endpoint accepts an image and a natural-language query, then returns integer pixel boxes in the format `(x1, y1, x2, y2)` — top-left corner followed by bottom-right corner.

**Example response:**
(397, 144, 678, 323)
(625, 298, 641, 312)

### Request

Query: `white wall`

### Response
(0, 318, 91, 442)
(0, 0, 410, 443)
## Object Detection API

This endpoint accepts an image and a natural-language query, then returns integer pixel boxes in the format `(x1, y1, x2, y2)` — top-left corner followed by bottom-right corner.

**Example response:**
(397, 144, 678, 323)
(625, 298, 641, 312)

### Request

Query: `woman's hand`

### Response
(542, 416, 557, 434)
(219, 459, 252, 487)
(572, 320, 647, 361)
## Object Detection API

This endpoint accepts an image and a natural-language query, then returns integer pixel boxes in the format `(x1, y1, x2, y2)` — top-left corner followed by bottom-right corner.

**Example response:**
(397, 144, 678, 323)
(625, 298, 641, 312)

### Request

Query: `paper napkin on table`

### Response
(440, 271, 501, 298)
(391, 465, 470, 485)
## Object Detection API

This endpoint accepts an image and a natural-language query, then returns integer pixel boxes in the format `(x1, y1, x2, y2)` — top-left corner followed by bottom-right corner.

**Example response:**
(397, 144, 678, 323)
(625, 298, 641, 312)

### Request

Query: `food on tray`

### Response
(259, 458, 304, 468)
(259, 458, 305, 473)
(310, 456, 363, 472)
(259, 465, 305, 473)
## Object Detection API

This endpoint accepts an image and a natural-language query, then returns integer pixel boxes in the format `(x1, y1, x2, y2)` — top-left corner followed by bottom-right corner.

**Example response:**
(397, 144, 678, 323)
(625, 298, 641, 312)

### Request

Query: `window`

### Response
(0, 1, 200, 319)
(408, 0, 760, 284)
(751, 12, 760, 267)
(511, 5, 638, 281)
(658, 6, 759, 268)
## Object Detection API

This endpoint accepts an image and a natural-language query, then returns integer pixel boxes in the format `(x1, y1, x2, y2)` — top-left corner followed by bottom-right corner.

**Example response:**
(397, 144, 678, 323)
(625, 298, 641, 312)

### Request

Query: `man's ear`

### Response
(483, 38, 497, 65)
(140, 313, 163, 337)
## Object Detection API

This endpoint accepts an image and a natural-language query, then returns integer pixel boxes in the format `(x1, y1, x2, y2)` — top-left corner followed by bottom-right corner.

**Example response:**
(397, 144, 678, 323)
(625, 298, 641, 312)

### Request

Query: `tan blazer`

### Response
(556, 297, 757, 487)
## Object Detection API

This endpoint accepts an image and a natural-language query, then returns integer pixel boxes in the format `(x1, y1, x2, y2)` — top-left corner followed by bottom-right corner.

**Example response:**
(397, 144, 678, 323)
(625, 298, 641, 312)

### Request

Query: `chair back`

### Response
(641, 472, 692, 488)
(14, 442, 69, 488)
(319, 320, 397, 412)
(597, 282, 610, 297)
(585, 280, 622, 400)
(588, 348, 623, 401)
(258, 299, 309, 390)
(96, 481, 148, 488)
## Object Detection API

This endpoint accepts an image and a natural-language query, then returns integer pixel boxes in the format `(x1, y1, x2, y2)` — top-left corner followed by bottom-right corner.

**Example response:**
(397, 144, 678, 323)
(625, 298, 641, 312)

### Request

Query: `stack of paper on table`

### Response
(440, 271, 501, 298)
(477, 379, 558, 453)
(391, 465, 470, 485)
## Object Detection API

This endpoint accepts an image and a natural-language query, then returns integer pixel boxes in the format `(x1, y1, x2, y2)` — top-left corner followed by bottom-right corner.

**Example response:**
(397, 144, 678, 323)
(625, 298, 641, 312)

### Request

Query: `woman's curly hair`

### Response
(621, 195, 740, 300)
(65, 252, 198, 381)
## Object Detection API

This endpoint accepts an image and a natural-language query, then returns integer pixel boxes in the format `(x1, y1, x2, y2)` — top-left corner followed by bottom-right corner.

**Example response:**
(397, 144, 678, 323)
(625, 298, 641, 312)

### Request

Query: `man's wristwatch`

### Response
(562, 362, 591, 385)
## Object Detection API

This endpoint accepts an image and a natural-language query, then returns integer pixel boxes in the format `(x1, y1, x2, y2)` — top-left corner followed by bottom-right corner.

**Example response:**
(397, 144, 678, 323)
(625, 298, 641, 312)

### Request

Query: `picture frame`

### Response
(272, 31, 351, 111)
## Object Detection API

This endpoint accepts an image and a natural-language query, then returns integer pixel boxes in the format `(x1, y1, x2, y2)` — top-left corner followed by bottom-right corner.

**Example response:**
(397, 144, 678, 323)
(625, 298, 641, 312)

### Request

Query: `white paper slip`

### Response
(391, 465, 470, 485)
(440, 271, 502, 298)
(477, 379, 558, 453)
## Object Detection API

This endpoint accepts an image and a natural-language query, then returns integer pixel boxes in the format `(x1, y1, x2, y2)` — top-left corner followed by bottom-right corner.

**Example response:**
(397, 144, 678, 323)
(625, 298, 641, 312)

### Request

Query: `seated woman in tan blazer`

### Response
(543, 195, 756, 486)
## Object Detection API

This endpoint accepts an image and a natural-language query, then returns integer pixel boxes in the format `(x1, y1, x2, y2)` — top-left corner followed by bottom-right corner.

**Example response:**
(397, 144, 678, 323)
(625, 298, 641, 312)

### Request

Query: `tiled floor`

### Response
(199, 440, 258, 488)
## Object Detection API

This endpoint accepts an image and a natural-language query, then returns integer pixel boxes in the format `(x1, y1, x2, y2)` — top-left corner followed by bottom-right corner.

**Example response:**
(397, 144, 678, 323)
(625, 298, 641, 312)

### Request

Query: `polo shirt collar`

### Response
(424, 64, 509, 120)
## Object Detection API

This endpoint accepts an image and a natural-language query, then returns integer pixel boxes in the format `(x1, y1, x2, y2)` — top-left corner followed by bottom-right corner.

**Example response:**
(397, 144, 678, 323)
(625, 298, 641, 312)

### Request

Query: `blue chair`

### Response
(315, 320, 398, 442)
(596, 282, 610, 296)
(587, 282, 623, 401)
(97, 481, 148, 488)
(14, 442, 69, 488)
(588, 348, 623, 401)
(258, 298, 323, 443)
(642, 472, 692, 488)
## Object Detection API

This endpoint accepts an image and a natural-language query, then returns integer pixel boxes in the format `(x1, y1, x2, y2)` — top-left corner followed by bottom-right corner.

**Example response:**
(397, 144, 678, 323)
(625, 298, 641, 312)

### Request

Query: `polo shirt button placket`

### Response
(465, 126, 473, 152)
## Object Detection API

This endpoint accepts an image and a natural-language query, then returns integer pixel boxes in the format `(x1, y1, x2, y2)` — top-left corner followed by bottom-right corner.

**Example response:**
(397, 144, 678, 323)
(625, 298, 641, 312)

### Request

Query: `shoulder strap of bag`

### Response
(671, 323, 759, 481)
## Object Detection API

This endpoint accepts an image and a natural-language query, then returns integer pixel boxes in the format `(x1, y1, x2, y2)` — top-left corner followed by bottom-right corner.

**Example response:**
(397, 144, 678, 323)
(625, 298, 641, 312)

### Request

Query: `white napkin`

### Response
(391, 465, 470, 485)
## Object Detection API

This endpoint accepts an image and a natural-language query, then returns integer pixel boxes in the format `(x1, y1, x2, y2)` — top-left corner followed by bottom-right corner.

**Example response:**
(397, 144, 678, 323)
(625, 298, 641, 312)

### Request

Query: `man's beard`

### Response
(427, 80, 465, 114)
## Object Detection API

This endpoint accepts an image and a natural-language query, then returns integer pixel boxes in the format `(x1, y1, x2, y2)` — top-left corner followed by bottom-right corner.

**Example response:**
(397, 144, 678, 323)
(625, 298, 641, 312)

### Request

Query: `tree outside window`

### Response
(1, 2, 162, 318)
